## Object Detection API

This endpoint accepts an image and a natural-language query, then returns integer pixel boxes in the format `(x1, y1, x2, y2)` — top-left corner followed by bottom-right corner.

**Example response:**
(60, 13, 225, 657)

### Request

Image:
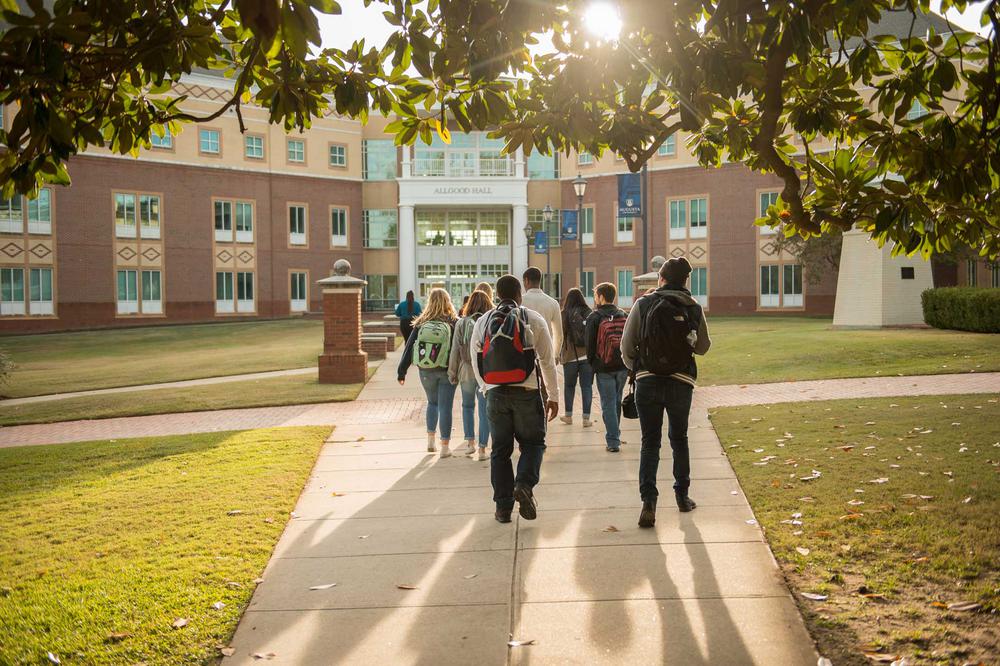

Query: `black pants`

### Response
(486, 387, 547, 510)
(636, 376, 694, 501)
(400, 318, 414, 341)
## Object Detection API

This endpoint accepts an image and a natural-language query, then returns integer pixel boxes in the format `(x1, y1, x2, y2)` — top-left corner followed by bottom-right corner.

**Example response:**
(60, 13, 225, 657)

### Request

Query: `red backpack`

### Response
(596, 313, 626, 370)
(478, 301, 537, 384)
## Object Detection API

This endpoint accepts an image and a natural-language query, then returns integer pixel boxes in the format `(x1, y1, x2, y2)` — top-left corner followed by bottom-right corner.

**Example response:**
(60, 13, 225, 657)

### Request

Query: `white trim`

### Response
(82, 152, 364, 182)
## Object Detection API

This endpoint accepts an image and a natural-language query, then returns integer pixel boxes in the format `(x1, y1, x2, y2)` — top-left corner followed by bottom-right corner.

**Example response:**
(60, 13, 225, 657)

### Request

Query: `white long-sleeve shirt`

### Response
(521, 288, 563, 354)
(470, 305, 560, 403)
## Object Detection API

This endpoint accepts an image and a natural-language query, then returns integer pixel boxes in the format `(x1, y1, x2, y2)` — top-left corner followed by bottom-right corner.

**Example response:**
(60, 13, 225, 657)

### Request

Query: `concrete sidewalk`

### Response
(221, 354, 825, 665)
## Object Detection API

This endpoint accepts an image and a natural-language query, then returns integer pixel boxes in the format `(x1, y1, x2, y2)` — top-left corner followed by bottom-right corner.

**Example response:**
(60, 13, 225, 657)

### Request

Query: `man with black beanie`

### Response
(620, 257, 712, 528)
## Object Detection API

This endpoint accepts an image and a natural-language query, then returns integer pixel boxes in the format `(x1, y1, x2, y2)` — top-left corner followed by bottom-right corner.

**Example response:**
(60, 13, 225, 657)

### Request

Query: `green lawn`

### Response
(0, 427, 331, 665)
(698, 316, 1000, 386)
(0, 319, 325, 398)
(713, 395, 1000, 666)
(0, 368, 377, 426)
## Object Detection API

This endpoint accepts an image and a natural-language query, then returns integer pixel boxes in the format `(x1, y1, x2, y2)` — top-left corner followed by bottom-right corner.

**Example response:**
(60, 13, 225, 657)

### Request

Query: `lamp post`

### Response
(542, 204, 553, 294)
(522, 214, 535, 279)
(573, 173, 587, 295)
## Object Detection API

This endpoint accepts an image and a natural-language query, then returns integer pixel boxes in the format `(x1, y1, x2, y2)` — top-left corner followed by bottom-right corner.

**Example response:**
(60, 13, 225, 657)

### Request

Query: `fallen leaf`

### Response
(962, 496, 973, 504)
(252, 653, 276, 660)
(730, 490, 739, 495)
(263, 517, 274, 524)
(889, 659, 911, 666)
(105, 632, 130, 643)
(356, 436, 365, 441)
(508, 639, 536, 647)
(171, 618, 189, 629)
(863, 653, 899, 663)
(930, 601, 948, 609)
(211, 601, 226, 610)
(219, 647, 236, 657)
(746, 519, 758, 526)
(869, 478, 889, 484)
(47, 653, 61, 664)
(818, 659, 833, 666)
(253, 578, 264, 584)
(947, 601, 981, 612)
(396, 584, 418, 590)
(796, 547, 810, 556)
(801, 592, 827, 601)
(847, 499, 865, 506)
(309, 583, 338, 591)
(226, 510, 243, 516)
(358, 534, 371, 539)
(463, 574, 478, 580)
(331, 492, 345, 497)
(839, 513, 864, 521)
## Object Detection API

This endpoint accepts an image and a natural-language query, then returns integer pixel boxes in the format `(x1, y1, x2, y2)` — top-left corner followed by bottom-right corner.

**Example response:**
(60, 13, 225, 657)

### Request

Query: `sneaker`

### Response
(582, 417, 593, 427)
(606, 445, 620, 453)
(495, 507, 512, 524)
(513, 483, 537, 520)
(476, 447, 488, 461)
(440, 443, 452, 458)
(559, 415, 573, 425)
(426, 433, 436, 453)
(638, 500, 657, 528)
(675, 492, 697, 513)
(463, 439, 476, 454)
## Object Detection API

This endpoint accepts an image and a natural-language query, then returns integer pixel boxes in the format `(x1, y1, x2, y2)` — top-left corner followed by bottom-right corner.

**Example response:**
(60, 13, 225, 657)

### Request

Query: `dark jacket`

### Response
(620, 286, 711, 386)
(585, 303, 626, 373)
(397, 319, 456, 380)
(560, 303, 592, 364)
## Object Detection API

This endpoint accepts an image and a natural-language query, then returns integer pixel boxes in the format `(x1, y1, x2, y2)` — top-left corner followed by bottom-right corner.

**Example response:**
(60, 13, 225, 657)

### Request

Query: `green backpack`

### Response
(414, 320, 452, 369)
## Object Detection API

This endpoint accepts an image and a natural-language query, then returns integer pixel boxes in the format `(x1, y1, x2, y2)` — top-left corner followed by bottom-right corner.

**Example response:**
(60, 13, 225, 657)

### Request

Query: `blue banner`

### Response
(561, 210, 578, 241)
(534, 231, 548, 254)
(617, 172, 642, 218)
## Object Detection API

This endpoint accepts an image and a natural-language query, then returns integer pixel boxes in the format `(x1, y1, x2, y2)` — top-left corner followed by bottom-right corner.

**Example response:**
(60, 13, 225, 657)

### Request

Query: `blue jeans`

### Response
(595, 369, 628, 448)
(419, 369, 457, 440)
(460, 379, 490, 447)
(562, 359, 594, 417)
(636, 376, 694, 500)
(486, 387, 547, 510)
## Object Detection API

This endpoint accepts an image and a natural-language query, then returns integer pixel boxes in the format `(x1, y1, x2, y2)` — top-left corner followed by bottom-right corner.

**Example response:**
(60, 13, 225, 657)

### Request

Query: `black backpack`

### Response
(566, 307, 587, 349)
(639, 293, 698, 376)
(478, 301, 537, 385)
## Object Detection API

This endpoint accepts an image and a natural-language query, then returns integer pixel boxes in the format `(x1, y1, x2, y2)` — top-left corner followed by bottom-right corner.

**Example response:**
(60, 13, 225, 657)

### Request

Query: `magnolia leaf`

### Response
(309, 583, 338, 590)
(227, 510, 244, 516)
(171, 618, 189, 629)
(252, 653, 276, 660)
(508, 639, 536, 647)
(211, 601, 226, 610)
(863, 654, 899, 663)
(463, 573, 478, 579)
(47, 653, 60, 665)
(801, 592, 827, 601)
(220, 647, 236, 657)
(602, 525, 619, 532)
(396, 584, 418, 590)
(946, 601, 981, 612)
(796, 547, 811, 556)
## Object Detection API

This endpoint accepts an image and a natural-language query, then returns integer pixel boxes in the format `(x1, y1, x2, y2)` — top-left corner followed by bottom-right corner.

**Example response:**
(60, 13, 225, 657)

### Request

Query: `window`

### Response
(448, 213, 475, 247)
(289, 205, 307, 246)
(992, 263, 1000, 288)
(330, 207, 348, 247)
(528, 209, 561, 248)
(657, 134, 676, 157)
(417, 211, 448, 247)
(214, 200, 233, 242)
(691, 267, 708, 308)
(362, 274, 399, 311)
(235, 202, 253, 243)
(0, 267, 25, 315)
(329, 143, 347, 167)
(577, 151, 593, 165)
(543, 272, 561, 298)
(199, 129, 220, 154)
(759, 191, 780, 234)
(616, 269, 634, 307)
(783, 264, 802, 307)
(581, 270, 595, 300)
(907, 100, 928, 121)
(237, 272, 254, 312)
(480, 264, 509, 278)
(616, 213, 635, 243)
(363, 209, 398, 248)
(27, 188, 52, 235)
(245, 135, 264, 159)
(115, 193, 136, 238)
(116, 269, 138, 315)
(287, 138, 305, 163)
(150, 127, 172, 149)
(290, 272, 308, 312)
(580, 207, 594, 245)
(140, 270, 161, 314)
(689, 197, 707, 238)
(417, 264, 447, 279)
(139, 194, 160, 239)
(967, 259, 978, 287)
(362, 139, 397, 180)
(479, 211, 510, 246)
(760, 265, 779, 308)
(0, 196, 22, 233)
(901, 266, 915, 280)
(527, 152, 558, 179)
(669, 199, 687, 240)
(215, 272, 234, 313)
(29, 268, 53, 315)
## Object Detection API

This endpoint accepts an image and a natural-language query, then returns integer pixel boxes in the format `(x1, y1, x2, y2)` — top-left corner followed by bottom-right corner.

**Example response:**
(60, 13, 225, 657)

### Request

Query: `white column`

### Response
(400, 144, 411, 178)
(511, 204, 529, 280)
(398, 204, 416, 297)
(514, 146, 526, 178)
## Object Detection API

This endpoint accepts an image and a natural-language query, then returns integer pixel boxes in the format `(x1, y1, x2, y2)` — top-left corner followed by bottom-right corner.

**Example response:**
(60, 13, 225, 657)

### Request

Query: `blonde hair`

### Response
(475, 282, 494, 300)
(413, 288, 457, 326)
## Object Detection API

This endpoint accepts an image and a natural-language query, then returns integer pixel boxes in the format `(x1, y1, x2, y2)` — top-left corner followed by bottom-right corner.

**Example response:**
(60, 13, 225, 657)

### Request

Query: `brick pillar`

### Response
(317, 259, 368, 384)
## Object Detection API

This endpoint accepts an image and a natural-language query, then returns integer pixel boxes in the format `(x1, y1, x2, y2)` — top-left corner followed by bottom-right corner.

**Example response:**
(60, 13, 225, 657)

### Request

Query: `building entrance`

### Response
(414, 209, 511, 302)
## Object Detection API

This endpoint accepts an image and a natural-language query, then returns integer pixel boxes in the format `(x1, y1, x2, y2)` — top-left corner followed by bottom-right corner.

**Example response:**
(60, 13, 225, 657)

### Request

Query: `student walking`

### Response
(521, 267, 562, 353)
(398, 288, 458, 457)
(586, 282, 628, 452)
(449, 289, 493, 461)
(559, 288, 594, 427)
(395, 290, 422, 341)
(470, 275, 559, 524)
(621, 257, 711, 527)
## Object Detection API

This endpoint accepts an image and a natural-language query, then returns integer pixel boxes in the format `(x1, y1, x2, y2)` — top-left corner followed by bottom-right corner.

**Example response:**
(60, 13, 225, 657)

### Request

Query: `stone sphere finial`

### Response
(333, 259, 351, 276)
(650, 255, 666, 271)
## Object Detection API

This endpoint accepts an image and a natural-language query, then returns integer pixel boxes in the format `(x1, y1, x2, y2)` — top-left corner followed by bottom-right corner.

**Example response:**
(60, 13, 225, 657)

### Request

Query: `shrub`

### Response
(0, 350, 12, 386)
(921, 287, 1000, 333)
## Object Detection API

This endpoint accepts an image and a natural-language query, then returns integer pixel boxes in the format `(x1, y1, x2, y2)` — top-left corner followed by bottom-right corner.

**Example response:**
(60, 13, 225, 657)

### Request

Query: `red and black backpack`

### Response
(596, 311, 626, 371)
(478, 300, 536, 384)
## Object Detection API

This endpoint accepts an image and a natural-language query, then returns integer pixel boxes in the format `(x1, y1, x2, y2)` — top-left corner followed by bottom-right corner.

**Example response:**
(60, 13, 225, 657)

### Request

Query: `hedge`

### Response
(921, 287, 1000, 333)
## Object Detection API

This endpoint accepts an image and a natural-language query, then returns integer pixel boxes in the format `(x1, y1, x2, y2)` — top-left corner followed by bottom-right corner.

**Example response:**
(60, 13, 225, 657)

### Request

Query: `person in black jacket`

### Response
(621, 257, 712, 527)
(585, 282, 628, 453)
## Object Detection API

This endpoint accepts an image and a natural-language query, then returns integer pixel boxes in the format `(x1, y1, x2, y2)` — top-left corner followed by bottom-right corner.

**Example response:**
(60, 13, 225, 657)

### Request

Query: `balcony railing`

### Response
(410, 155, 514, 178)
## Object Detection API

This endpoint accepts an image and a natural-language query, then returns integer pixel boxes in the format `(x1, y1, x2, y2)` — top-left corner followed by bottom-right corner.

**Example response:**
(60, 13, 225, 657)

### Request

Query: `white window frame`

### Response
(581, 270, 595, 304)
(199, 129, 220, 154)
(28, 267, 54, 315)
(616, 269, 635, 307)
(290, 271, 307, 312)
(0, 267, 25, 316)
(289, 205, 307, 246)
(138, 194, 160, 239)
(287, 139, 305, 163)
(150, 127, 172, 149)
(116, 269, 138, 315)
(577, 151, 593, 165)
(669, 199, 687, 240)
(760, 265, 780, 308)
(215, 271, 235, 314)
(214, 200, 233, 242)
(657, 134, 676, 157)
(782, 264, 803, 307)
(236, 271, 255, 313)
(141, 269, 162, 314)
(235, 202, 254, 243)
(966, 259, 978, 287)
(759, 191, 780, 235)
(691, 266, 708, 309)
(244, 134, 264, 159)
(27, 189, 52, 235)
(581, 207, 595, 245)
(115, 192, 137, 238)
(329, 143, 347, 167)
(330, 207, 348, 247)
(0, 196, 23, 234)
(689, 197, 708, 239)
(616, 213, 634, 244)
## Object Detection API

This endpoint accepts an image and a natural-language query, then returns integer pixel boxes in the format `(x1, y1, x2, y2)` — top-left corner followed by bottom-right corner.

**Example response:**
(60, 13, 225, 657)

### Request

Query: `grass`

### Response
(713, 394, 1000, 665)
(0, 427, 331, 665)
(698, 316, 1000, 386)
(0, 319, 325, 398)
(0, 367, 377, 426)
